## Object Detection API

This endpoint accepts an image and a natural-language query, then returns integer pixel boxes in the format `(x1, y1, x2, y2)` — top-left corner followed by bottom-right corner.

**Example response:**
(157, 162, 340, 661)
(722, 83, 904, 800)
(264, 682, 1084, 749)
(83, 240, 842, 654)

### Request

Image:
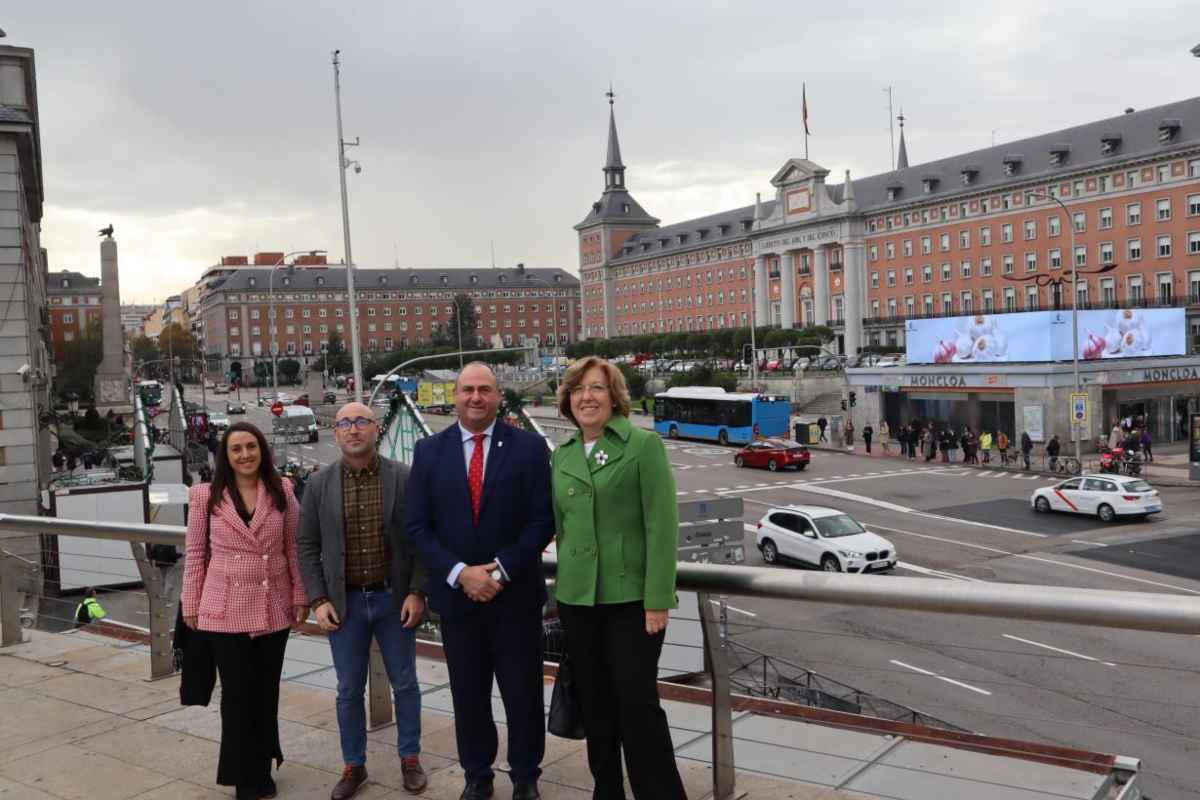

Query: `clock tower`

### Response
(574, 90, 659, 338)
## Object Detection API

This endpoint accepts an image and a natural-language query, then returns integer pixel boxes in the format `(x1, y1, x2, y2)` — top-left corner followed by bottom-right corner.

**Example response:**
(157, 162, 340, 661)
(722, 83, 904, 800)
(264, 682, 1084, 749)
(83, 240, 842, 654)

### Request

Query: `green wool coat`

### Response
(551, 414, 679, 609)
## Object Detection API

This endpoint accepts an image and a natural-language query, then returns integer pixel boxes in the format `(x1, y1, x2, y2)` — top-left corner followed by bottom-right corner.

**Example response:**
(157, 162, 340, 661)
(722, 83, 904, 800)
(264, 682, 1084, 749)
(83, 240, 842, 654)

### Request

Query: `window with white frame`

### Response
(1001, 223, 1013, 243)
(1189, 270, 1200, 301)
(1002, 255, 1014, 274)
(229, 325, 239, 337)
(251, 325, 260, 336)
(1128, 275, 1143, 302)
(1157, 198, 1171, 221)
(869, 245, 878, 261)
(921, 236, 931, 255)
(902, 239, 913, 257)
(1073, 212, 1086, 232)
(1048, 216, 1061, 237)
(871, 272, 879, 289)
(923, 295, 934, 315)
(941, 293, 953, 314)
(886, 270, 896, 287)
(960, 261, 971, 279)
(1157, 273, 1173, 302)
(939, 233, 950, 251)
(960, 291, 973, 313)
(1157, 235, 1172, 257)
(1128, 238, 1142, 261)
(959, 230, 970, 248)
(1098, 208, 1113, 229)
(885, 242, 895, 259)
(1076, 280, 1088, 306)
(871, 299, 880, 318)
(285, 309, 294, 319)
(904, 268, 913, 285)
(1003, 287, 1015, 311)
(1127, 203, 1141, 225)
(1025, 252, 1037, 272)
(1074, 245, 1087, 266)
(229, 310, 239, 321)
(1024, 220, 1037, 239)
(1049, 248, 1062, 269)
(941, 263, 951, 281)
(1190, 232, 1200, 255)
(905, 296, 915, 316)
(251, 308, 260, 319)
(1189, 194, 1200, 217)
(1100, 278, 1115, 306)
(981, 257, 992, 276)
(982, 289, 994, 312)
(922, 265, 932, 283)
(980, 226, 992, 246)
(887, 298, 898, 317)
(1025, 285, 1039, 310)
(1100, 242, 1115, 264)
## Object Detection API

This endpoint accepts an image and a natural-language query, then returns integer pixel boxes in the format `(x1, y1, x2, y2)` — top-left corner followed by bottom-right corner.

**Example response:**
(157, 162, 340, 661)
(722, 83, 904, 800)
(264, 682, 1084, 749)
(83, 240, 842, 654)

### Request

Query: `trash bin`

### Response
(794, 422, 810, 445)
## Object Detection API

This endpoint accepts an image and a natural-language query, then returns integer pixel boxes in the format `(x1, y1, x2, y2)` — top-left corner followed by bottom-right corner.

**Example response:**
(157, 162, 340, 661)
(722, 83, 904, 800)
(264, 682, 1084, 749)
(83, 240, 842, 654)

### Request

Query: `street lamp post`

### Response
(332, 50, 365, 402)
(267, 250, 326, 393)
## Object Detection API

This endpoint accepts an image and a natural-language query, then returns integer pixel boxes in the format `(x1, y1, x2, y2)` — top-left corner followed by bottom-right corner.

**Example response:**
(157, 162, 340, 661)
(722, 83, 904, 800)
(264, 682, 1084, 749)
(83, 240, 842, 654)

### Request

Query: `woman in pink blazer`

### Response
(182, 421, 307, 800)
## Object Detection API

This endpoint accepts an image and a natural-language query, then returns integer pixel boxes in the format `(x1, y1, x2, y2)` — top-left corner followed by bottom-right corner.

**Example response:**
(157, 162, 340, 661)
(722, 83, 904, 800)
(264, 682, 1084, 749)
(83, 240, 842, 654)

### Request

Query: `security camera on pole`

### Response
(332, 49, 365, 402)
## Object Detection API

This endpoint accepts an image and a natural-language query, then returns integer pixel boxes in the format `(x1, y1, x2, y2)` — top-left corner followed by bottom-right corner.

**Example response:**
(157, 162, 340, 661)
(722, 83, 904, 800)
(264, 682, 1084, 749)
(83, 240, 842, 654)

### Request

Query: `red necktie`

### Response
(468, 433, 485, 525)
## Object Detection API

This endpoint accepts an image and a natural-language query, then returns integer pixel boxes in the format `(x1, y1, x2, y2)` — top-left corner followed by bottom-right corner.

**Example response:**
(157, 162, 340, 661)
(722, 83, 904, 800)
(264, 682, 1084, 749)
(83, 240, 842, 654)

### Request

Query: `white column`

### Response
(813, 247, 829, 326)
(752, 255, 769, 326)
(780, 252, 797, 329)
(842, 241, 864, 355)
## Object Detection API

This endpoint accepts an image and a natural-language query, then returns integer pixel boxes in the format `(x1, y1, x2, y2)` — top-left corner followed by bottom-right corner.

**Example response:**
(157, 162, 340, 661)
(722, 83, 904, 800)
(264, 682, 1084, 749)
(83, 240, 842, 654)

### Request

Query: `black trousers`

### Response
(558, 601, 687, 800)
(207, 627, 289, 787)
(440, 601, 546, 784)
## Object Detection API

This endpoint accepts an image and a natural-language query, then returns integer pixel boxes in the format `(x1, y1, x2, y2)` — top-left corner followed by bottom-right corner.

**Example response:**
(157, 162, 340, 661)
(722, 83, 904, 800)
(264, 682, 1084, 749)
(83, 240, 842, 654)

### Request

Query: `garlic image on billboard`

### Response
(1082, 308, 1154, 359)
(931, 315, 1010, 363)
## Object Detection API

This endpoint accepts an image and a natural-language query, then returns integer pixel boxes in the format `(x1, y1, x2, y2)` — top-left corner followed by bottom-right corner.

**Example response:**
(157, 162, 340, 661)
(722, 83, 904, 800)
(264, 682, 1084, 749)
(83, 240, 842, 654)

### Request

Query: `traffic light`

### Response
(849, 391, 857, 407)
(742, 344, 753, 364)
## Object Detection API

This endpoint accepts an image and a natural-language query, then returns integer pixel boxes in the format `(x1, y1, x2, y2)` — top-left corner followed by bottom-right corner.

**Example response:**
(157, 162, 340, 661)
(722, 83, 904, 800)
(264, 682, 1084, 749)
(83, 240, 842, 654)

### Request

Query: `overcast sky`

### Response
(7, 1, 1197, 303)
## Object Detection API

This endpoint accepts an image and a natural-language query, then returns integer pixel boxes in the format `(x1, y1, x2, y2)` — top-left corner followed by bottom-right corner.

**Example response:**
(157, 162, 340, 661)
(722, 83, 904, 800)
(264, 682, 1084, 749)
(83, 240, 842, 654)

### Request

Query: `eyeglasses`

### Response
(570, 383, 610, 397)
(334, 416, 376, 430)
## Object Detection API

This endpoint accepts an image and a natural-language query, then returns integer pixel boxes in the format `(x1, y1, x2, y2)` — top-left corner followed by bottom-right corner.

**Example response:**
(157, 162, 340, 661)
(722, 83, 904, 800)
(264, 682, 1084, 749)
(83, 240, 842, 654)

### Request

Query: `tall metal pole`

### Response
(748, 269, 759, 389)
(456, 297, 464, 369)
(269, 264, 279, 391)
(333, 50, 365, 402)
(1069, 207, 1082, 465)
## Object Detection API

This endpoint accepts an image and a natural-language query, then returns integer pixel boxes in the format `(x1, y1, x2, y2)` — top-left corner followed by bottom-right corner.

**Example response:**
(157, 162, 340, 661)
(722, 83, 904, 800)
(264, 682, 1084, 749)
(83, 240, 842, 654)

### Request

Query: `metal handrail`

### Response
(5, 513, 1200, 634)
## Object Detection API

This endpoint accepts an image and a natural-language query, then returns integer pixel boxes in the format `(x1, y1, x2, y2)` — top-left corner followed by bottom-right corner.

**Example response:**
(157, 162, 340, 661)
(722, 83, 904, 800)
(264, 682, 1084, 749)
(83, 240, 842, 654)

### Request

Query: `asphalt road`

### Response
(201, 395, 1200, 799)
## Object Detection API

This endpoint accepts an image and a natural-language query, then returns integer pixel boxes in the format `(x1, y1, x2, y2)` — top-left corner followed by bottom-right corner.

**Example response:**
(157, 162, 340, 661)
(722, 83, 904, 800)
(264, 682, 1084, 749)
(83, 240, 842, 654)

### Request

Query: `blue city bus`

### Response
(653, 387, 791, 445)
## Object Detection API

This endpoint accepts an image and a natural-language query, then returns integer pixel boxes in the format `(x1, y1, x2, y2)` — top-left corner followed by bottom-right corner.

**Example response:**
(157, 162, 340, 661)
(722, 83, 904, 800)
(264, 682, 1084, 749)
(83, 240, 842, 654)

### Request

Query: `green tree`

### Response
(440, 293, 481, 349)
(56, 319, 103, 402)
(130, 335, 158, 366)
(253, 361, 271, 385)
(277, 358, 301, 384)
(617, 363, 647, 399)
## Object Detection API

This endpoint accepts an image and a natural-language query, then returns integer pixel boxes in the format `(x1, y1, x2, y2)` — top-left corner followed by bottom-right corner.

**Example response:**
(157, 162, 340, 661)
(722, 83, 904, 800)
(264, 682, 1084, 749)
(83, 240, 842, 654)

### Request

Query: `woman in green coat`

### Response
(552, 356, 686, 800)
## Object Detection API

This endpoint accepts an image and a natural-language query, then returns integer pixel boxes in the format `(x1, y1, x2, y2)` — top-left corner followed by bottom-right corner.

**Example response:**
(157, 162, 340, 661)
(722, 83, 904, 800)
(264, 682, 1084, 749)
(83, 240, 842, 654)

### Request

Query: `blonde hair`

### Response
(556, 356, 631, 426)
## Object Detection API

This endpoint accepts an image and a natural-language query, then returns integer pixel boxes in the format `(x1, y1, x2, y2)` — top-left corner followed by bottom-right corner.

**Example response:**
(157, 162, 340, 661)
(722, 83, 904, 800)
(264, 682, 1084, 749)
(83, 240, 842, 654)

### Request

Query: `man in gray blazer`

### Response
(298, 402, 429, 799)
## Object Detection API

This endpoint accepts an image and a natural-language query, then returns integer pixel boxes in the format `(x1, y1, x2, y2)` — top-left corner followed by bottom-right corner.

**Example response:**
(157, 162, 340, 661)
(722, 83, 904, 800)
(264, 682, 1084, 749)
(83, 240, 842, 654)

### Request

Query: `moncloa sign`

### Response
(907, 374, 967, 387)
(1142, 366, 1200, 382)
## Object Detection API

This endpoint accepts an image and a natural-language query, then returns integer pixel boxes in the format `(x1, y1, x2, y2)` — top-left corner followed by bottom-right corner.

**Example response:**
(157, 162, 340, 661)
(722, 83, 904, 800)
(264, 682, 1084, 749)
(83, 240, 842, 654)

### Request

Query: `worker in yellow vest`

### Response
(74, 588, 107, 627)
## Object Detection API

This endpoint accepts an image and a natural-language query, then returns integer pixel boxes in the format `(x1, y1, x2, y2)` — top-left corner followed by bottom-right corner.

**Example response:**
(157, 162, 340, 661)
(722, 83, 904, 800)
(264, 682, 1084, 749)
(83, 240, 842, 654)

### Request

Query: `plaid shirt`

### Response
(343, 456, 390, 586)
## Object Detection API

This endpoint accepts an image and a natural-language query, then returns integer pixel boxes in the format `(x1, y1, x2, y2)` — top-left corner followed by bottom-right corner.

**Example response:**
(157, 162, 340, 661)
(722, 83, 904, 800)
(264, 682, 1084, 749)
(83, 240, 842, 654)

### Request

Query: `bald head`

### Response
(455, 361, 499, 392)
(334, 401, 379, 464)
(455, 362, 501, 433)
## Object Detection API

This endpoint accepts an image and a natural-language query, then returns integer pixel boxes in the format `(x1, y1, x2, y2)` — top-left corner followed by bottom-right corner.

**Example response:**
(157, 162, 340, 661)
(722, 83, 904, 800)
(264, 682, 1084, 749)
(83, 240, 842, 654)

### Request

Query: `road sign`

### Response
(1070, 393, 1088, 427)
(271, 401, 284, 417)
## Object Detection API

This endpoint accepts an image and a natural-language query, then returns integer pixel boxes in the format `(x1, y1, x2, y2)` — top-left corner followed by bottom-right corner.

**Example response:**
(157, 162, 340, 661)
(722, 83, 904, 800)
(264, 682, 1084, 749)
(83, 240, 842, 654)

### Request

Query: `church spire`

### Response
(896, 110, 909, 170)
(603, 84, 626, 192)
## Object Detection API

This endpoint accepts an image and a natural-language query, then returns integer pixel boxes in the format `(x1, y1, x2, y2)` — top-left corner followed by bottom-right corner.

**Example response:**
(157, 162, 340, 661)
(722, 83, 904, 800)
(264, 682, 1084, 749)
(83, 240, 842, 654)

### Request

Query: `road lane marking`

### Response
(895, 562, 978, 582)
(1071, 539, 1107, 547)
(1001, 634, 1116, 666)
(713, 487, 730, 492)
(889, 660, 992, 696)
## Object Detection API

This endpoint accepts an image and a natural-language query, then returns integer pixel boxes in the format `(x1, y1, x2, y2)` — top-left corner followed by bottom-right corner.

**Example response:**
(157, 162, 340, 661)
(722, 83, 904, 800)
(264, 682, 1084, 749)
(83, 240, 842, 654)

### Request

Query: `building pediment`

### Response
(770, 158, 830, 188)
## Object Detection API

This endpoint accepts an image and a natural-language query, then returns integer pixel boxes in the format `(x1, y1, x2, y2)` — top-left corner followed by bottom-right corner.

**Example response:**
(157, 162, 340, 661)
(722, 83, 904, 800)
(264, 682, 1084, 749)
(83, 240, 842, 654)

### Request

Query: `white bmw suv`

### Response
(755, 505, 897, 573)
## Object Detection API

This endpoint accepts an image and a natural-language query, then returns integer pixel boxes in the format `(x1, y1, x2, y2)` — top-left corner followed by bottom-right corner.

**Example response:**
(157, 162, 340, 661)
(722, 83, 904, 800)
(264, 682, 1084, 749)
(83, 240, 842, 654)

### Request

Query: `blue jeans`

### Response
(328, 588, 420, 764)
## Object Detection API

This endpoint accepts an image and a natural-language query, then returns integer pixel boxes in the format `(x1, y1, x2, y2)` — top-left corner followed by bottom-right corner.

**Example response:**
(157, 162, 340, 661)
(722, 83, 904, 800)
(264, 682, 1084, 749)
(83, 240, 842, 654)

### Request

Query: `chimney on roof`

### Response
(843, 170, 857, 211)
(1124, 107, 1135, 114)
(221, 255, 248, 266)
(253, 251, 286, 266)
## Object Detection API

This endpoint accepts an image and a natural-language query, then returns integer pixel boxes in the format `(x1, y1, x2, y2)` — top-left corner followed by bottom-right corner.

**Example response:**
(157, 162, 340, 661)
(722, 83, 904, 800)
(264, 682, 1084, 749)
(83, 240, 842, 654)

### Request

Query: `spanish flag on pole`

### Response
(802, 82, 811, 135)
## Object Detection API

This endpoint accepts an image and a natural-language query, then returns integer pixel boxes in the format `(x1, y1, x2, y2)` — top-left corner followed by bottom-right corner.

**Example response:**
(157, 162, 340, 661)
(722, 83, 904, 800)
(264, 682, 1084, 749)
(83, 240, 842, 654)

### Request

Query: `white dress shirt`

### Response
(447, 421, 508, 588)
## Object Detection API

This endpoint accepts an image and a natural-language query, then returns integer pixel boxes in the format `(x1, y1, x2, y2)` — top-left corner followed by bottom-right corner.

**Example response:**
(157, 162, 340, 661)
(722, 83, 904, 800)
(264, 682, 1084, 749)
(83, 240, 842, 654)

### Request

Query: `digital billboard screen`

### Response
(903, 307, 1186, 364)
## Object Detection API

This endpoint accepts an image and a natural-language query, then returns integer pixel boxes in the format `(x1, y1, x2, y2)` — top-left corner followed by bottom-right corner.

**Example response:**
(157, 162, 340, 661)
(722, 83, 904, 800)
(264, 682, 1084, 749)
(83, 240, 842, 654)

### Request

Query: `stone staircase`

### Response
(799, 390, 844, 416)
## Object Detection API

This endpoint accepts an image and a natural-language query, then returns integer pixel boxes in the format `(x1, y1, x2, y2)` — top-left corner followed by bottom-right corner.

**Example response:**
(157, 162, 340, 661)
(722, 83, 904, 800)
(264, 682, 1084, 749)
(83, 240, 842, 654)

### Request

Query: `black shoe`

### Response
(459, 779, 494, 800)
(512, 782, 541, 800)
(236, 786, 258, 800)
(257, 774, 277, 799)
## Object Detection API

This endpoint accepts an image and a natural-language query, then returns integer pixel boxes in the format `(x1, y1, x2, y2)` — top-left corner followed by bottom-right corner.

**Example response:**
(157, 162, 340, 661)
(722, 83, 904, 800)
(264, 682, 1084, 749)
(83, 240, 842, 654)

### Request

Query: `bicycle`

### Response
(1049, 456, 1081, 476)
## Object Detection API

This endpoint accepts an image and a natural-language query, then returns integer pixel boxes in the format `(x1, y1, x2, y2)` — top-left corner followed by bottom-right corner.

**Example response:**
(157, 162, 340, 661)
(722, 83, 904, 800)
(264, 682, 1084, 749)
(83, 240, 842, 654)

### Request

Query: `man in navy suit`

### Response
(407, 362, 554, 800)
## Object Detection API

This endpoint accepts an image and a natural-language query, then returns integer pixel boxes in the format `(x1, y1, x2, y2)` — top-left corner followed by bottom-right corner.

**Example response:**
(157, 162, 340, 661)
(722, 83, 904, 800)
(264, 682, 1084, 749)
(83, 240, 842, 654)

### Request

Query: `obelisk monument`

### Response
(94, 231, 132, 412)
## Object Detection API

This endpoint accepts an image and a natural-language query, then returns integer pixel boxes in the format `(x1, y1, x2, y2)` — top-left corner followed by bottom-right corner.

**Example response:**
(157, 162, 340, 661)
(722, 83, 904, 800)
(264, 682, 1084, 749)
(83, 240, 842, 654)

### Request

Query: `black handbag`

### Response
(547, 656, 586, 739)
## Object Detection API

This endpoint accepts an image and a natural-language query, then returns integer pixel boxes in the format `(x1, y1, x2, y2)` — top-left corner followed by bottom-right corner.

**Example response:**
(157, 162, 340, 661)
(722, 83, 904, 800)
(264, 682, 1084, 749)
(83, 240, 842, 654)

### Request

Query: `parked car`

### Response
(755, 506, 897, 573)
(734, 439, 810, 471)
(1031, 475, 1161, 522)
(322, 390, 338, 404)
(274, 404, 319, 443)
(213, 384, 230, 395)
(226, 401, 246, 414)
(208, 413, 230, 432)
(764, 359, 783, 372)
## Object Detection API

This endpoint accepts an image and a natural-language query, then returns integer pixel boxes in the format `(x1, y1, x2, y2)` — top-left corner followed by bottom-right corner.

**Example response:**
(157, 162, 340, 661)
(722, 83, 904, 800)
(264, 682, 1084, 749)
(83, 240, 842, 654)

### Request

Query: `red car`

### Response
(734, 438, 810, 471)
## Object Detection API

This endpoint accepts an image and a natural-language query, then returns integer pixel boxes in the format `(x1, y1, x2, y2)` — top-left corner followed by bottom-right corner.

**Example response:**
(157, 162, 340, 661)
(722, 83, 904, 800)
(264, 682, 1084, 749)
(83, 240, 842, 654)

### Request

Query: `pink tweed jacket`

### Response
(181, 480, 306, 636)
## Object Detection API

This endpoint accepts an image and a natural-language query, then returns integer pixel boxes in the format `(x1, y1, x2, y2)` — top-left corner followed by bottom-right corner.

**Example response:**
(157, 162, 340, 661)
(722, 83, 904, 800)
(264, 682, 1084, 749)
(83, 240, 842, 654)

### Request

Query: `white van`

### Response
(273, 405, 319, 443)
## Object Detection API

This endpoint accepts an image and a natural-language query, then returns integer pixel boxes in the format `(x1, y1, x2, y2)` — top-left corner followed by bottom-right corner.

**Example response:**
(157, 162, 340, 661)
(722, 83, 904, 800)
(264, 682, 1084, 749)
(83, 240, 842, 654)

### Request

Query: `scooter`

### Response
(1122, 450, 1143, 477)
(1099, 446, 1124, 474)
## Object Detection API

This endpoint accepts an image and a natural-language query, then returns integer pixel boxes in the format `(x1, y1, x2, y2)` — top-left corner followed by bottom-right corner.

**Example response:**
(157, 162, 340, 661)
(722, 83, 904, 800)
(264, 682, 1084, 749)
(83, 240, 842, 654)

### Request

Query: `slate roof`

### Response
(207, 266, 578, 294)
(575, 189, 659, 229)
(852, 95, 1200, 212)
(593, 95, 1200, 261)
(610, 202, 775, 264)
(47, 270, 100, 295)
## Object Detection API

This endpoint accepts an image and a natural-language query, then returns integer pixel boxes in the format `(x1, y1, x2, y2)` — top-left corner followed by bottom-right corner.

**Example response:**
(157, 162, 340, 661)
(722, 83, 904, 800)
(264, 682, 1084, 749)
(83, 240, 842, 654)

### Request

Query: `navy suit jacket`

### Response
(406, 421, 554, 620)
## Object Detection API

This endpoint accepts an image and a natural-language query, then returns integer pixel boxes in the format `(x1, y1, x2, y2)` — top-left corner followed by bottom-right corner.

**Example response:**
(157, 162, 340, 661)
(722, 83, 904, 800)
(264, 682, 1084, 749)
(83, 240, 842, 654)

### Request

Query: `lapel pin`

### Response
(594, 449, 609, 466)
(497, 440, 503, 448)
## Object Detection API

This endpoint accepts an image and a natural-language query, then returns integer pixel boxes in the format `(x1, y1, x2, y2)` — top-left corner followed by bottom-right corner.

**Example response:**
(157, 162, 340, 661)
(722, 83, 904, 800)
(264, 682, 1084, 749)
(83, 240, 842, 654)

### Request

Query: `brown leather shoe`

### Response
(401, 755, 428, 794)
(331, 765, 367, 800)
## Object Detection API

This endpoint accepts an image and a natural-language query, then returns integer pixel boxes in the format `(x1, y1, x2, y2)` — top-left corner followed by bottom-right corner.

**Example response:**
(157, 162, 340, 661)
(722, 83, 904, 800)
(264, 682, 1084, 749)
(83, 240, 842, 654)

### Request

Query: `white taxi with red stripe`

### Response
(1032, 474, 1162, 522)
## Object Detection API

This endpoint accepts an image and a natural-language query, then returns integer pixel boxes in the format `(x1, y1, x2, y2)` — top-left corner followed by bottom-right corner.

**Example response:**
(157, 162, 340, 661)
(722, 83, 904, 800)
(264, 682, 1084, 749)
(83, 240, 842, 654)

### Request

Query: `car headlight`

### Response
(838, 550, 864, 559)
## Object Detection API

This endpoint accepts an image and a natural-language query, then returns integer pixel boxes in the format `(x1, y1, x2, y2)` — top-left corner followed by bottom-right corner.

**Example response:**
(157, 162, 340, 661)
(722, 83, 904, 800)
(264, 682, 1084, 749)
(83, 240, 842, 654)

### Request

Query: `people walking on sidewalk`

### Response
(1108, 424, 1123, 451)
(979, 430, 993, 464)
(1140, 428, 1153, 462)
(997, 431, 1010, 466)
(898, 424, 909, 458)
(960, 428, 975, 465)
(844, 420, 855, 450)
(1020, 431, 1033, 469)
(817, 417, 828, 443)
(862, 424, 874, 454)
(879, 421, 890, 454)
(926, 428, 938, 462)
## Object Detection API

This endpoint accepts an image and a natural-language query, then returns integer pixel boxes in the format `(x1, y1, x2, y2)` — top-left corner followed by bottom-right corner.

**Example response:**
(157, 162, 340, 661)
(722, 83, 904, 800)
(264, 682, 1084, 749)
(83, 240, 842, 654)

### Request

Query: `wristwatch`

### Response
(489, 567, 505, 583)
